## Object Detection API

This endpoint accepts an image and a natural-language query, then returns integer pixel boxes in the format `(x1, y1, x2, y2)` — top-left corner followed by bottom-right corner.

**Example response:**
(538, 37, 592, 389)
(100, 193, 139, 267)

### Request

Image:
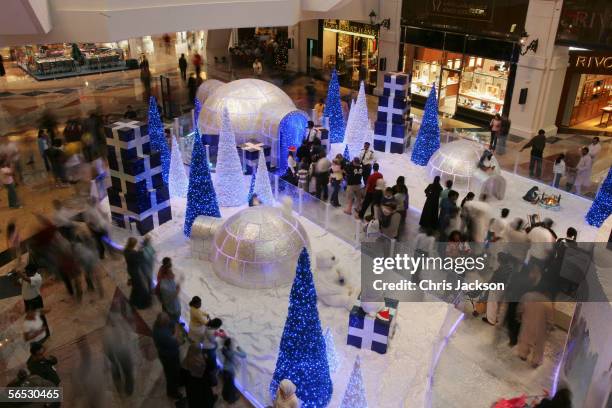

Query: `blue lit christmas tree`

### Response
(586, 166, 612, 227)
(184, 130, 221, 237)
(247, 172, 256, 203)
(340, 356, 367, 408)
(411, 85, 440, 166)
(270, 248, 332, 408)
(324, 69, 345, 144)
(148, 96, 171, 183)
(343, 144, 351, 162)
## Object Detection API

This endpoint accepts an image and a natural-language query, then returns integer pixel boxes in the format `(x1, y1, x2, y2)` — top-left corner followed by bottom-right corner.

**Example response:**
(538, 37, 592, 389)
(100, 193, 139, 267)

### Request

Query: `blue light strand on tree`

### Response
(148, 96, 171, 183)
(324, 69, 345, 144)
(586, 166, 612, 227)
(410, 84, 440, 166)
(184, 129, 221, 237)
(247, 172, 256, 203)
(340, 356, 367, 408)
(270, 248, 332, 408)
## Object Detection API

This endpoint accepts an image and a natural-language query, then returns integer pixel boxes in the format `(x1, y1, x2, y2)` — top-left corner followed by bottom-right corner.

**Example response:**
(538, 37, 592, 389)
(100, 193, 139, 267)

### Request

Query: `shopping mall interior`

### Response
(0, 1, 610, 407)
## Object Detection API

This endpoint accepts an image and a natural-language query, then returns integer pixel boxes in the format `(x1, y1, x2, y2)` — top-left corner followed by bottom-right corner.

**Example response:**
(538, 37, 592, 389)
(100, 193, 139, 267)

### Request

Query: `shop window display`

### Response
(457, 58, 508, 115)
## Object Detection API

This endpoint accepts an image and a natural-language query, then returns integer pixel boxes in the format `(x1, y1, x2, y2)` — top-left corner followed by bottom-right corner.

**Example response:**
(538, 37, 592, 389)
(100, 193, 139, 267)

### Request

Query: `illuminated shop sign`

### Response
(323, 20, 378, 39)
(569, 53, 612, 74)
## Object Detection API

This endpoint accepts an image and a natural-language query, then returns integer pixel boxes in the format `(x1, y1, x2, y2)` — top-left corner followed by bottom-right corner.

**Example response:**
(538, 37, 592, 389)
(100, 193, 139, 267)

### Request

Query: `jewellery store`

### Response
(322, 19, 378, 93)
(400, 26, 520, 124)
(556, 51, 612, 132)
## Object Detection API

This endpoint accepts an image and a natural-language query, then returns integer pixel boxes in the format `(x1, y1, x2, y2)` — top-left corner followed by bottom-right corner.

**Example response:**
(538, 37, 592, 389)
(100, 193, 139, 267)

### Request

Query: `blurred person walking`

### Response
(103, 312, 135, 396)
(178, 53, 188, 80)
(221, 338, 246, 404)
(124, 237, 152, 309)
(181, 343, 216, 407)
(37, 129, 51, 171)
(521, 129, 547, 179)
(27, 342, 60, 386)
(17, 263, 51, 339)
(1, 159, 21, 208)
(156, 257, 181, 323)
(153, 312, 184, 400)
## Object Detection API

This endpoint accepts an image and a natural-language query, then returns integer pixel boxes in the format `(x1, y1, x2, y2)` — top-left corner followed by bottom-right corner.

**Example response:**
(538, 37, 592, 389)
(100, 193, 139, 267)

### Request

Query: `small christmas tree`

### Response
(148, 96, 171, 183)
(169, 135, 188, 198)
(324, 69, 345, 144)
(411, 85, 440, 166)
(247, 172, 256, 203)
(214, 106, 245, 207)
(586, 166, 612, 227)
(270, 248, 332, 408)
(324, 327, 340, 374)
(343, 144, 351, 162)
(184, 130, 221, 237)
(340, 356, 367, 408)
(345, 82, 371, 158)
(254, 153, 274, 205)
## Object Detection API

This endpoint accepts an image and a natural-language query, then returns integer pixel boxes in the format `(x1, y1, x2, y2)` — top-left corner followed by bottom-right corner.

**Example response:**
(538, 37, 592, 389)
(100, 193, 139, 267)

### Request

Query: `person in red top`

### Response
(192, 53, 202, 78)
(359, 163, 383, 219)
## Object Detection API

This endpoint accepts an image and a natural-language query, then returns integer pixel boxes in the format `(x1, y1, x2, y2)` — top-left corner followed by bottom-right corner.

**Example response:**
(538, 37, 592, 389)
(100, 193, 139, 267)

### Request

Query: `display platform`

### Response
(135, 195, 453, 407)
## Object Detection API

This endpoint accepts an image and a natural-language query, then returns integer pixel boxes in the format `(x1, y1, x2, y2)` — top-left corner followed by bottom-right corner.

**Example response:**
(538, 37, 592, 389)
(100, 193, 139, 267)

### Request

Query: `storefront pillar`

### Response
(287, 24, 300, 72)
(508, 0, 568, 138)
(374, 0, 402, 96)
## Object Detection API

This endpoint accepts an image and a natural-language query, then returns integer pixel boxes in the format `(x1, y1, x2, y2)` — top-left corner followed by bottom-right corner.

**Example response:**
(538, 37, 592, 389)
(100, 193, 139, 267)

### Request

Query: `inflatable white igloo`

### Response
(198, 78, 308, 170)
(210, 206, 310, 289)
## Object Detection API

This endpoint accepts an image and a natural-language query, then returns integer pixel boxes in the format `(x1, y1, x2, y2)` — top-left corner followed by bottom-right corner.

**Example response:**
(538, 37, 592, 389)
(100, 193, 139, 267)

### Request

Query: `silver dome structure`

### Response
(211, 206, 310, 289)
(427, 139, 500, 191)
(198, 78, 307, 169)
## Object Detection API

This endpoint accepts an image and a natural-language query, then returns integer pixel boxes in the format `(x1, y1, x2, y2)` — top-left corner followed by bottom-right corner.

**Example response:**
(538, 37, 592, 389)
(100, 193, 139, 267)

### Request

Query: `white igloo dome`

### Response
(196, 79, 223, 105)
(211, 206, 310, 289)
(198, 78, 297, 140)
(427, 139, 500, 191)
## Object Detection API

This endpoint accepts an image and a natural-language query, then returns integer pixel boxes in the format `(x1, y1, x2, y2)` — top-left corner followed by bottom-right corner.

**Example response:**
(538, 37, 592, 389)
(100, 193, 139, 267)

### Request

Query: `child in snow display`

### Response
(314, 249, 358, 310)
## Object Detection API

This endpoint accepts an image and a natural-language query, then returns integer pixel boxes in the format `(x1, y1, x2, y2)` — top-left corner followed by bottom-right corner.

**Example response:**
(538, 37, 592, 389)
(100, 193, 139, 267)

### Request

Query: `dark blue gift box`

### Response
(111, 205, 172, 235)
(378, 96, 408, 111)
(347, 297, 398, 354)
(237, 141, 272, 174)
(105, 121, 148, 142)
(374, 121, 406, 139)
(383, 72, 408, 86)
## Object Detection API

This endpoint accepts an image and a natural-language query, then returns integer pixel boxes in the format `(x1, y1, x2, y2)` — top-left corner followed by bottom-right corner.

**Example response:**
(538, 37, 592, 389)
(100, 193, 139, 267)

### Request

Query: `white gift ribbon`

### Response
(348, 315, 388, 349)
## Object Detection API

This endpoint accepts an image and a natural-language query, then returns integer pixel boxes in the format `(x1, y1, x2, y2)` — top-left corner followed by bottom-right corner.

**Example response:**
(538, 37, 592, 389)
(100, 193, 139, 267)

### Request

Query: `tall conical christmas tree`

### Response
(324, 327, 340, 374)
(253, 153, 274, 205)
(343, 99, 356, 153)
(270, 248, 332, 408)
(247, 172, 256, 203)
(184, 130, 221, 237)
(148, 96, 171, 183)
(169, 135, 188, 198)
(586, 166, 612, 226)
(324, 69, 345, 144)
(340, 356, 367, 408)
(214, 106, 245, 207)
(345, 82, 370, 158)
(411, 85, 440, 166)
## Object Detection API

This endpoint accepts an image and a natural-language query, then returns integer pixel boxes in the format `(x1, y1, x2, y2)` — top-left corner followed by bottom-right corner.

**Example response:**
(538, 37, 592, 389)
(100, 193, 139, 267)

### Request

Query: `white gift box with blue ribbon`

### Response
(346, 297, 398, 354)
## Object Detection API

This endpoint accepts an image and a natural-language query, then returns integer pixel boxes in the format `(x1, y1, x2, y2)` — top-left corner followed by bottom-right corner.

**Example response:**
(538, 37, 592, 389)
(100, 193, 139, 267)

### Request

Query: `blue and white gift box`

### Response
(237, 140, 272, 174)
(347, 297, 398, 354)
(373, 122, 407, 154)
(105, 120, 172, 235)
(382, 72, 409, 98)
(376, 96, 408, 124)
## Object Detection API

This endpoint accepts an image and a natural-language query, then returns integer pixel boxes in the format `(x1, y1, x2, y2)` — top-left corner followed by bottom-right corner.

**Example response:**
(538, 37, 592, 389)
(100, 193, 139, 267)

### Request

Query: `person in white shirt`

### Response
(252, 59, 263, 77)
(588, 137, 601, 160)
(574, 147, 593, 195)
(23, 309, 47, 344)
(359, 142, 376, 185)
(18, 264, 51, 339)
(304, 121, 319, 143)
(552, 154, 565, 188)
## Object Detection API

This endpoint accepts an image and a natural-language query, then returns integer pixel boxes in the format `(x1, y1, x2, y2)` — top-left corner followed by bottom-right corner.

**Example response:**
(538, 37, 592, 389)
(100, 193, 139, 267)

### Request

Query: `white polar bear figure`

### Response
(314, 250, 358, 310)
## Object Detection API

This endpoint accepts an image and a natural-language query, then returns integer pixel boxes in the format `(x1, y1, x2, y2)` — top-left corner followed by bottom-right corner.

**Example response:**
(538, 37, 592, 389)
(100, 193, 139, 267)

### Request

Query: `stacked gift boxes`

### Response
(373, 72, 410, 154)
(236, 140, 272, 174)
(346, 297, 398, 354)
(105, 120, 172, 235)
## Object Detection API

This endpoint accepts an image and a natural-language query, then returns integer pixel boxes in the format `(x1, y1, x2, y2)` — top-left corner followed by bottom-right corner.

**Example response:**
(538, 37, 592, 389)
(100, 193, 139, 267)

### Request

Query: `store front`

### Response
(557, 52, 612, 132)
(400, 27, 519, 124)
(322, 19, 378, 93)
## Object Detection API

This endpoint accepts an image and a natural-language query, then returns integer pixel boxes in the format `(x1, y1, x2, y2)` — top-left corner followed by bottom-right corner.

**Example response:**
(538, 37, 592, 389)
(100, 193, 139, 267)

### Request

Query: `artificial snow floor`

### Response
(104, 146, 599, 407)
(133, 197, 454, 408)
